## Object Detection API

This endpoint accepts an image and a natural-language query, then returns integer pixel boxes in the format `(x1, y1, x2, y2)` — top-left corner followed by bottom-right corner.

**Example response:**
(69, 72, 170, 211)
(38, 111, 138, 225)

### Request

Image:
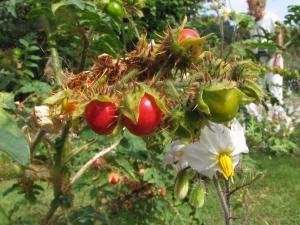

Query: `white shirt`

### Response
(256, 11, 279, 35)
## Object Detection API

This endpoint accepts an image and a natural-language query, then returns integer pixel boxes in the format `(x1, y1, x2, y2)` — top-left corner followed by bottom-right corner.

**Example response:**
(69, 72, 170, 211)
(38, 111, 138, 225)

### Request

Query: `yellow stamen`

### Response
(218, 152, 234, 180)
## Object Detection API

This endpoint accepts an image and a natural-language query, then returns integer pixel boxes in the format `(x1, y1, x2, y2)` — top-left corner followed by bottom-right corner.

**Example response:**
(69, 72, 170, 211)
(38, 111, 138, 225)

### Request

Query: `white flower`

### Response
(182, 120, 248, 180)
(163, 141, 188, 172)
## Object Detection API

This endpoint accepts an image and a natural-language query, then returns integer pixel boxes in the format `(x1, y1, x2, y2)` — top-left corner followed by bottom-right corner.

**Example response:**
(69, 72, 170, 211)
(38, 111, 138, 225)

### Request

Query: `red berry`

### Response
(110, 175, 119, 185)
(86, 77, 95, 88)
(146, 191, 154, 198)
(85, 100, 118, 135)
(127, 203, 133, 209)
(123, 93, 163, 136)
(179, 28, 200, 42)
(92, 158, 102, 169)
(159, 188, 166, 197)
(124, 177, 130, 185)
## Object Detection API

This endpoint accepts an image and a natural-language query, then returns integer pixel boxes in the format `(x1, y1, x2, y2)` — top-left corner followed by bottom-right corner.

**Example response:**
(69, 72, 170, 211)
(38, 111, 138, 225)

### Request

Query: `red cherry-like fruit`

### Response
(179, 28, 200, 42)
(158, 188, 166, 197)
(85, 100, 118, 135)
(110, 175, 119, 185)
(123, 93, 163, 136)
(92, 158, 102, 169)
(146, 191, 154, 198)
(124, 177, 130, 185)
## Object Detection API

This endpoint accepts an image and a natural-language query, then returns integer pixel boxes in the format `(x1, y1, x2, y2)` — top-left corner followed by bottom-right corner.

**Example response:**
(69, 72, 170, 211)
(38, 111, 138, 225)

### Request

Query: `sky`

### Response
(226, 0, 300, 21)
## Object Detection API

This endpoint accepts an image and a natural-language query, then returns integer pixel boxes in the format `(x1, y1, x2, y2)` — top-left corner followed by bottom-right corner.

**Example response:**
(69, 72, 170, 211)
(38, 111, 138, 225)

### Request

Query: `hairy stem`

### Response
(42, 121, 71, 225)
(213, 176, 231, 225)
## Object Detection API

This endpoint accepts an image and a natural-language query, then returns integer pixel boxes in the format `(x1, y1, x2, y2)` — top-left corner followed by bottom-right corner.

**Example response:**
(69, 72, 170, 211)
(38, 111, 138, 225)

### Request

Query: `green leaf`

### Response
(19, 39, 29, 47)
(0, 92, 15, 110)
(0, 206, 10, 225)
(22, 69, 35, 78)
(30, 55, 42, 61)
(51, 0, 85, 14)
(143, 168, 165, 187)
(43, 90, 66, 105)
(18, 81, 52, 97)
(0, 108, 30, 165)
(115, 158, 136, 179)
(28, 46, 40, 51)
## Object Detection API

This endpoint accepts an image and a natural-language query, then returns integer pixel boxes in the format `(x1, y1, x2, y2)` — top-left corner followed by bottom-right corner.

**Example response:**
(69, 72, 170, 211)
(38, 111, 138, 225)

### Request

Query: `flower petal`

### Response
(183, 142, 216, 175)
(231, 120, 249, 155)
(206, 122, 235, 153)
(163, 141, 188, 171)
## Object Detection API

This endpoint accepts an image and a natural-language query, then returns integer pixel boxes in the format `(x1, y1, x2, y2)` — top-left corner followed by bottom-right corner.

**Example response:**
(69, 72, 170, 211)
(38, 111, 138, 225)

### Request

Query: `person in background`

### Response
(247, 0, 284, 105)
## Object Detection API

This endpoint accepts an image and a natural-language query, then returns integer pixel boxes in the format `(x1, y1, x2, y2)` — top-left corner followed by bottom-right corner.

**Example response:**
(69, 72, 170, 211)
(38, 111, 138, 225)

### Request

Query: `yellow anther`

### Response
(218, 152, 234, 180)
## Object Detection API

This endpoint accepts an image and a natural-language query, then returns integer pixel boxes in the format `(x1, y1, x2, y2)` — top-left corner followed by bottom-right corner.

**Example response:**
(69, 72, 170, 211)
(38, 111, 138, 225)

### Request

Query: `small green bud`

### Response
(189, 186, 205, 208)
(174, 169, 190, 199)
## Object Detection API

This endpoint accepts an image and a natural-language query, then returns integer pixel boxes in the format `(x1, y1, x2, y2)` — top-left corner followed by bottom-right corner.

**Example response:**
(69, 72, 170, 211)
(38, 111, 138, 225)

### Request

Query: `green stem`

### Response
(78, 32, 89, 71)
(39, 6, 63, 86)
(53, 121, 71, 195)
(30, 130, 45, 161)
(49, 40, 63, 86)
(42, 121, 71, 225)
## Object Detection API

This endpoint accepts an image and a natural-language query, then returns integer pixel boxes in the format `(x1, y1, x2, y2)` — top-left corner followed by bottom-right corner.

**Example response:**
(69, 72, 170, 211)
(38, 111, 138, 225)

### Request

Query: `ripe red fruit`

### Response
(123, 93, 163, 136)
(124, 177, 130, 185)
(110, 175, 119, 185)
(158, 188, 166, 197)
(92, 158, 102, 169)
(85, 100, 118, 135)
(127, 203, 133, 209)
(146, 191, 154, 198)
(179, 28, 200, 42)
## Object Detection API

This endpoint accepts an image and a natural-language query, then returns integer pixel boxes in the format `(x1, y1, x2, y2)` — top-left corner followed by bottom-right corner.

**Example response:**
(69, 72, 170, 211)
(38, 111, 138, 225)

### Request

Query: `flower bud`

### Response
(189, 186, 205, 208)
(174, 170, 190, 199)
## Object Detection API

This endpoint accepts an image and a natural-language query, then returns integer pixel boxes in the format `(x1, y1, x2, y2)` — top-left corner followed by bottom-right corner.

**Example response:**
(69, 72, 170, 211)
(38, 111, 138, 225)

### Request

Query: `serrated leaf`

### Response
(0, 108, 30, 165)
